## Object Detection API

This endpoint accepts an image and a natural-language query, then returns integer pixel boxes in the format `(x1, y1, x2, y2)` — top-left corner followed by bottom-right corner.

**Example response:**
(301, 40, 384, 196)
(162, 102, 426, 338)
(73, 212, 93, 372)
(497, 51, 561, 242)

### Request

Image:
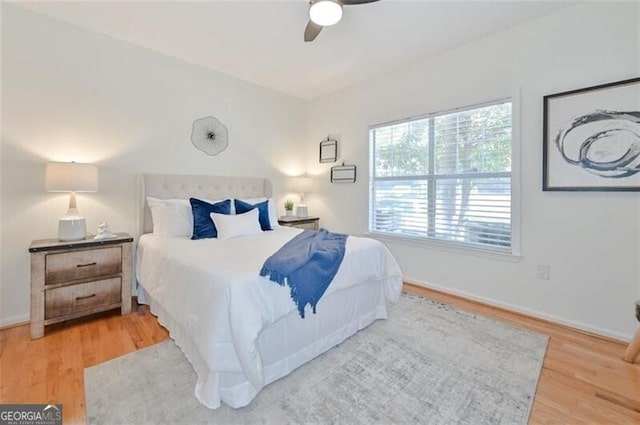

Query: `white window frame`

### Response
(367, 94, 521, 259)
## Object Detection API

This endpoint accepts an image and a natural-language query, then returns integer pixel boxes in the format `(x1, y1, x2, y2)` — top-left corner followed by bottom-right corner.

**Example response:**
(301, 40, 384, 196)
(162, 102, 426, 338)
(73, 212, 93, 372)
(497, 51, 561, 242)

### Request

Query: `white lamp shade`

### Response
(309, 0, 343, 26)
(289, 176, 313, 194)
(45, 162, 98, 192)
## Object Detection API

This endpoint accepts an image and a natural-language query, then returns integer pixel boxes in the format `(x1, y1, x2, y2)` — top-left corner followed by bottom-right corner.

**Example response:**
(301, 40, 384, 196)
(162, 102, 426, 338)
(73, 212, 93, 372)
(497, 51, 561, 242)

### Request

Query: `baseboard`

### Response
(404, 277, 632, 343)
(0, 314, 29, 331)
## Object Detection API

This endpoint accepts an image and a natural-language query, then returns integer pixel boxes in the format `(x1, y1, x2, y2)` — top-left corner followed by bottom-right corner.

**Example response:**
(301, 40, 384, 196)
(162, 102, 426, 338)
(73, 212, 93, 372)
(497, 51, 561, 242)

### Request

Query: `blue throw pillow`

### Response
(190, 198, 231, 239)
(234, 199, 272, 231)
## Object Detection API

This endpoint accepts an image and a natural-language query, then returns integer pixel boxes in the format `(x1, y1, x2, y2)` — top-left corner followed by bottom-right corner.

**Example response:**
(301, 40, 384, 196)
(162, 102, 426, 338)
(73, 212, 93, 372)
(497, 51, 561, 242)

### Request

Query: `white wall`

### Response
(0, 5, 306, 326)
(304, 2, 640, 340)
(2, 3, 639, 341)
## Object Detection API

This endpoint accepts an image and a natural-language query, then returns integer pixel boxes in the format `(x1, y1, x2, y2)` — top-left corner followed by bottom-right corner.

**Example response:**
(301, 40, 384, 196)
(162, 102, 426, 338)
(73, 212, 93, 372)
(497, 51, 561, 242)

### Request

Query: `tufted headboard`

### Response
(138, 174, 273, 235)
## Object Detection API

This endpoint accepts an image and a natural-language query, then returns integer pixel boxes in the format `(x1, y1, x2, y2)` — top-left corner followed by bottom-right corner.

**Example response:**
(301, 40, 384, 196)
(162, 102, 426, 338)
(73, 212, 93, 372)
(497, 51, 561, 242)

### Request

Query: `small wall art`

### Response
(319, 138, 338, 163)
(191, 116, 229, 156)
(331, 163, 356, 183)
(543, 77, 640, 191)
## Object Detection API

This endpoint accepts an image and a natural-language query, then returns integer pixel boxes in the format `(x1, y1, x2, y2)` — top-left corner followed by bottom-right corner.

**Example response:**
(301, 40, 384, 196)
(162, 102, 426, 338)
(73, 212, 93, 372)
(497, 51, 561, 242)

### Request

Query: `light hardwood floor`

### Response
(1, 284, 638, 424)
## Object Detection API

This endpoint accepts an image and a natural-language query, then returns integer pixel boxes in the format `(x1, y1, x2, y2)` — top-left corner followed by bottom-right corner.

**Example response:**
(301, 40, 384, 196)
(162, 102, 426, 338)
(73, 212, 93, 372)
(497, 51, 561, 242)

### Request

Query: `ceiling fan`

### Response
(304, 0, 379, 42)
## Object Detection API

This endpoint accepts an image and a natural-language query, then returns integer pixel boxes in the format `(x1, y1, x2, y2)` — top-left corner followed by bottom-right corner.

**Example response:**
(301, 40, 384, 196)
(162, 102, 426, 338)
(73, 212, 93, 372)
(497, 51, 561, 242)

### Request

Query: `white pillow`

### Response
(210, 208, 263, 240)
(148, 204, 183, 237)
(147, 197, 193, 237)
(238, 197, 279, 229)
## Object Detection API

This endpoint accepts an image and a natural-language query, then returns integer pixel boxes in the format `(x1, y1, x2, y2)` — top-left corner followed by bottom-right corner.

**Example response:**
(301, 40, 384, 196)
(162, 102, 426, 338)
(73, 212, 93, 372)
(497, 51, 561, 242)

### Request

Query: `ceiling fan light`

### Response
(309, 0, 343, 27)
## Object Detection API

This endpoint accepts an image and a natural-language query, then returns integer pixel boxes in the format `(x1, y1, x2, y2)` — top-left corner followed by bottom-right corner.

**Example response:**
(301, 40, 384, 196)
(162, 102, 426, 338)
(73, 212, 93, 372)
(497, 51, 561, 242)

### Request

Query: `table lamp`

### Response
(45, 162, 98, 241)
(290, 175, 313, 218)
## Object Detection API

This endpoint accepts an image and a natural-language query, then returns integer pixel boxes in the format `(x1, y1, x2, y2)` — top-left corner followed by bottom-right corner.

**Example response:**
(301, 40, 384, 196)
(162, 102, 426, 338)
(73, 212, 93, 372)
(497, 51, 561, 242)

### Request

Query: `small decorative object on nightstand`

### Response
(278, 216, 319, 230)
(284, 199, 294, 217)
(93, 221, 116, 240)
(29, 232, 133, 339)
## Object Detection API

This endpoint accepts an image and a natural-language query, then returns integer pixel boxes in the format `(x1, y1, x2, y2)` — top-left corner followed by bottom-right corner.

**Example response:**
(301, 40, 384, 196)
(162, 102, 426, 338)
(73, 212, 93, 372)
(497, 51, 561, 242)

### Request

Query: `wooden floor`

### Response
(1, 285, 638, 424)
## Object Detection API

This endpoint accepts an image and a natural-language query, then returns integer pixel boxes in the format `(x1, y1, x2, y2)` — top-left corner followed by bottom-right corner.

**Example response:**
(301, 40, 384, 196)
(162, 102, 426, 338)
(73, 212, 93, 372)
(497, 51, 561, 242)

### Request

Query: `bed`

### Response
(135, 173, 403, 409)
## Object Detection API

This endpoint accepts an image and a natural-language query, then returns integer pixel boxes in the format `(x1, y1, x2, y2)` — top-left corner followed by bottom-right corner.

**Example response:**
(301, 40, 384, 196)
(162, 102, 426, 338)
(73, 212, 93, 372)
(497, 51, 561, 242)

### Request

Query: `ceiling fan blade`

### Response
(304, 20, 323, 42)
(341, 0, 379, 5)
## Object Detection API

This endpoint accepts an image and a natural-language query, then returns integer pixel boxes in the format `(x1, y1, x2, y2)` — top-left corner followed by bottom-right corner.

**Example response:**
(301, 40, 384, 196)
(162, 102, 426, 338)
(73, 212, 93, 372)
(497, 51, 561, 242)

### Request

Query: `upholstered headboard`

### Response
(138, 174, 273, 235)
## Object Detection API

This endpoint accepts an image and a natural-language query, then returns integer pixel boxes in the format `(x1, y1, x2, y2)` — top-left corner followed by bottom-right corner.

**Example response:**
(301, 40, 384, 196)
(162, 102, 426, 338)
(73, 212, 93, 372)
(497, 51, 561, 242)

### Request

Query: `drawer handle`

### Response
(77, 262, 97, 268)
(76, 294, 96, 301)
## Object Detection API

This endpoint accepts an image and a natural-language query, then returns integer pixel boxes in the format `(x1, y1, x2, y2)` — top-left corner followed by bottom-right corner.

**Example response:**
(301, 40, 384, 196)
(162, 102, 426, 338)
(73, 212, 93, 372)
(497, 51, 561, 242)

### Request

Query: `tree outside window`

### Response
(370, 100, 512, 251)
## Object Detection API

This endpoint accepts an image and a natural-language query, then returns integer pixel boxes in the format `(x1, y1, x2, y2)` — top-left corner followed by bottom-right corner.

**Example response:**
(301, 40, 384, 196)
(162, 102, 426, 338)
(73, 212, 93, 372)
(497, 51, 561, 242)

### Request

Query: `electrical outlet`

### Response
(536, 264, 550, 280)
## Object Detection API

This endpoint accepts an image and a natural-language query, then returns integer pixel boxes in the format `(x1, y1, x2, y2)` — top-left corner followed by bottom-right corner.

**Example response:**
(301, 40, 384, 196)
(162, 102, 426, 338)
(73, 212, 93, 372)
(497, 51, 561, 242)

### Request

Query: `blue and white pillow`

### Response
(234, 199, 272, 231)
(190, 198, 232, 239)
(235, 197, 279, 229)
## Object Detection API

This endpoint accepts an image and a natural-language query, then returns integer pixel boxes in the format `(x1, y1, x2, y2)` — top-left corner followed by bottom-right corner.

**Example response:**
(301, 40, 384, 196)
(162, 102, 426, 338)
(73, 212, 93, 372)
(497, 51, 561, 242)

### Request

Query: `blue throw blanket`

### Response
(260, 229, 348, 318)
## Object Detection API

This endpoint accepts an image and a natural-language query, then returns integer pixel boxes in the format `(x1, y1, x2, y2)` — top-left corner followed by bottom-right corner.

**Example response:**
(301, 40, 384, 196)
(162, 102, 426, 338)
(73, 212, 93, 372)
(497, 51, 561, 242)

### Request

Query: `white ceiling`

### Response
(16, 1, 570, 100)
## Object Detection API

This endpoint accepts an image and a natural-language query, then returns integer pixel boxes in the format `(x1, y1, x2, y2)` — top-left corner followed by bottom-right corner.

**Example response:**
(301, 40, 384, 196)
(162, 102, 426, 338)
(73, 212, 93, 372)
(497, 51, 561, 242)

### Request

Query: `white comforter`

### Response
(136, 227, 402, 407)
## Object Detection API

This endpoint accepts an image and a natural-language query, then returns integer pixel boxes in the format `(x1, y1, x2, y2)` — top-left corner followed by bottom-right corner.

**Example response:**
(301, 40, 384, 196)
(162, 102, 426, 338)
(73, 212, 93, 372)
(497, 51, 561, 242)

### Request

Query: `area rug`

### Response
(84, 294, 548, 425)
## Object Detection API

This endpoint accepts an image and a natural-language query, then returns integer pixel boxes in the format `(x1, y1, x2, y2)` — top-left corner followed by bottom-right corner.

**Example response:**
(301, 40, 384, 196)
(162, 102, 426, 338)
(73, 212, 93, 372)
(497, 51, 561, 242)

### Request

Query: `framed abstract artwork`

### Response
(543, 77, 640, 191)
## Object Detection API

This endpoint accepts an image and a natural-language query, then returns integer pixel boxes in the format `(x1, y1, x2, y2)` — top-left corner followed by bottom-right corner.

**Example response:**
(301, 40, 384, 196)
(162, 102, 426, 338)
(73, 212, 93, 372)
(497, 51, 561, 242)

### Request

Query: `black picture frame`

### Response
(543, 77, 640, 191)
(319, 139, 338, 163)
(331, 164, 356, 183)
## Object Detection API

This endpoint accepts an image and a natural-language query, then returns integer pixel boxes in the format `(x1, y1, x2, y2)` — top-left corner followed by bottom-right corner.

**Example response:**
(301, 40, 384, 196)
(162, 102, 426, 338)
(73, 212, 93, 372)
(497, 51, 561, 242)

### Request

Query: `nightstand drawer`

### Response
(45, 277, 121, 319)
(45, 247, 121, 284)
(292, 222, 318, 230)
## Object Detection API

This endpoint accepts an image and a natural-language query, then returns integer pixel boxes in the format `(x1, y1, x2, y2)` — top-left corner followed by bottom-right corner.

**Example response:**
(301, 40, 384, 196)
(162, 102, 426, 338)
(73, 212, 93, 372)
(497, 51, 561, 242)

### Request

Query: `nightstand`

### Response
(29, 232, 133, 339)
(278, 216, 320, 230)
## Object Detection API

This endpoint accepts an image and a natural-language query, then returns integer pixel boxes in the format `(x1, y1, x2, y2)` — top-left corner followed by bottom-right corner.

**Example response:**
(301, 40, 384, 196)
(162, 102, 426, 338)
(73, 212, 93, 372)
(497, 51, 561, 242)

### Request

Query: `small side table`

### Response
(29, 232, 133, 339)
(623, 301, 640, 363)
(278, 216, 319, 230)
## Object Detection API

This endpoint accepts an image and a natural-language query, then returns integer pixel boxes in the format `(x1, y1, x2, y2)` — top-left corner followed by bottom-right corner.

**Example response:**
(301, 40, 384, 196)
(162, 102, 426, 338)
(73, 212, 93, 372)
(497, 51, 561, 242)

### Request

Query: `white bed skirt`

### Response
(137, 278, 390, 409)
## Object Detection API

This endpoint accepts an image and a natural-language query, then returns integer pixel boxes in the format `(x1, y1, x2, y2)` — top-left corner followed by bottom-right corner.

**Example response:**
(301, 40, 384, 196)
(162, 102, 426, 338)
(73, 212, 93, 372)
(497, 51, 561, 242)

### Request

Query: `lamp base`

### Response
(296, 205, 309, 218)
(58, 217, 87, 241)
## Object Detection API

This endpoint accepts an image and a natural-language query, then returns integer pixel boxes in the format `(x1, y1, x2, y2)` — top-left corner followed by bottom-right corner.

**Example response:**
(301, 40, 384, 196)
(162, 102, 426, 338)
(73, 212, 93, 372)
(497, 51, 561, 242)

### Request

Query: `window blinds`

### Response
(369, 100, 513, 251)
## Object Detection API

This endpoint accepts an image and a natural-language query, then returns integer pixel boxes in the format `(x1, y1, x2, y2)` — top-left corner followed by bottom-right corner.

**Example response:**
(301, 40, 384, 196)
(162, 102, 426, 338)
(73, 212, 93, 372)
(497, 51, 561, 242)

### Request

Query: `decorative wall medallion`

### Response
(191, 116, 229, 156)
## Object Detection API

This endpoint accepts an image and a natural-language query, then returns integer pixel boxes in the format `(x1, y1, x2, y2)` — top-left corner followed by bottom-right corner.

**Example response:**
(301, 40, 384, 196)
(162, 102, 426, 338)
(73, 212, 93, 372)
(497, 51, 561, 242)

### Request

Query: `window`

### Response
(369, 100, 513, 252)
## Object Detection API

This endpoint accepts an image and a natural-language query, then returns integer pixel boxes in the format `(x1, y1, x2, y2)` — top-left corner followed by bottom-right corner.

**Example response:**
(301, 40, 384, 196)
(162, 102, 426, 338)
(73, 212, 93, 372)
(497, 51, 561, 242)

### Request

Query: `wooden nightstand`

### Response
(278, 216, 320, 230)
(29, 232, 133, 339)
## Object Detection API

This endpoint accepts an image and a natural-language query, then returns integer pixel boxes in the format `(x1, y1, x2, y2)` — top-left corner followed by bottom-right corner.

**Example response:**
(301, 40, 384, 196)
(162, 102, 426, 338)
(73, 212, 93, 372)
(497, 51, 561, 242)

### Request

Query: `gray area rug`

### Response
(85, 294, 548, 425)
